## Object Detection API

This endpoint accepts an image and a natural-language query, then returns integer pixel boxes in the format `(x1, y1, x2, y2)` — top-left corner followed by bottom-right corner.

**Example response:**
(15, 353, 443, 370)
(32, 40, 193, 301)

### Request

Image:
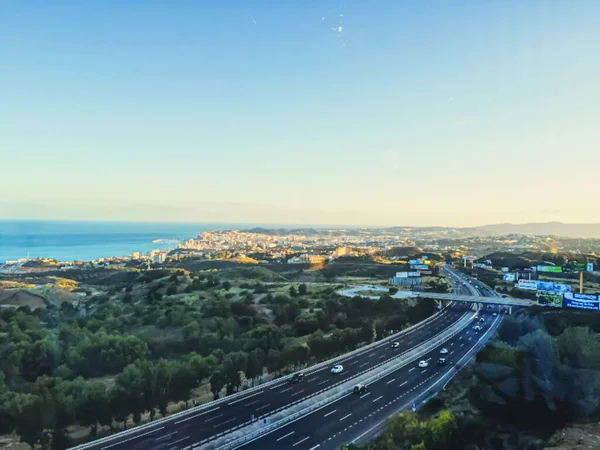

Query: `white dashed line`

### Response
(277, 431, 295, 442)
(409, 367, 415, 372)
(340, 413, 352, 421)
(372, 396, 383, 402)
(399, 381, 408, 387)
(324, 409, 337, 418)
(386, 378, 395, 384)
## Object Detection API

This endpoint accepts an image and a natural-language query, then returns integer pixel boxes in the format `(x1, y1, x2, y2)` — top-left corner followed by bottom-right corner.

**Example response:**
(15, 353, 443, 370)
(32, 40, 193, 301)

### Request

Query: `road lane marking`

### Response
(255, 403, 270, 411)
(309, 445, 321, 450)
(293, 437, 310, 446)
(360, 392, 371, 398)
(421, 370, 427, 374)
(409, 367, 415, 372)
(170, 436, 190, 446)
(100, 426, 166, 449)
(245, 399, 260, 407)
(373, 396, 383, 402)
(324, 409, 337, 418)
(228, 391, 263, 405)
(399, 381, 407, 387)
(277, 431, 295, 441)
(204, 414, 223, 423)
(318, 380, 328, 385)
(213, 418, 236, 428)
(360, 362, 369, 367)
(174, 407, 220, 424)
(291, 390, 305, 397)
(278, 387, 293, 394)
(386, 378, 395, 384)
(340, 413, 352, 421)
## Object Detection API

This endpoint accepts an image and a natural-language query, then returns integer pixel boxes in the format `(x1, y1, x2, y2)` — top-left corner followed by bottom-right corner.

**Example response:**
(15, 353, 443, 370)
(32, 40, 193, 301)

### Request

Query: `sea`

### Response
(0, 220, 256, 263)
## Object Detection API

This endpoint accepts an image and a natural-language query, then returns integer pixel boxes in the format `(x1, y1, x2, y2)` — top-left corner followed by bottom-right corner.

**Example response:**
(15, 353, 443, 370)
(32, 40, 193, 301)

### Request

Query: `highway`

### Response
(75, 283, 472, 450)
(227, 269, 502, 450)
(236, 308, 503, 450)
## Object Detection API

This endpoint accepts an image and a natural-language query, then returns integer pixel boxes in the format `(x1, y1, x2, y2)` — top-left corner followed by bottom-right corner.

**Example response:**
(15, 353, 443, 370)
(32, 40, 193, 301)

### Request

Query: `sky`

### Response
(1, 0, 600, 227)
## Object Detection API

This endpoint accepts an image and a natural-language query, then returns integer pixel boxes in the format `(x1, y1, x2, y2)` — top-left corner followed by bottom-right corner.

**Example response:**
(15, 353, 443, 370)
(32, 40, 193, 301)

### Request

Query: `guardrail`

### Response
(186, 309, 473, 449)
(69, 297, 456, 450)
(195, 309, 477, 450)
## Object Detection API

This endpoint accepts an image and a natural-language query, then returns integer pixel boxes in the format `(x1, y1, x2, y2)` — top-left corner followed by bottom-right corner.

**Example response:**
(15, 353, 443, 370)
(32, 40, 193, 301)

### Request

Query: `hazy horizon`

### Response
(3, 1, 600, 227)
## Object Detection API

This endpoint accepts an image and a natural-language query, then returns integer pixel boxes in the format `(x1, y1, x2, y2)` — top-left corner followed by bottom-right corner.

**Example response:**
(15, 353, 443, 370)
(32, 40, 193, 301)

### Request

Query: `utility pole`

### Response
(580, 271, 583, 294)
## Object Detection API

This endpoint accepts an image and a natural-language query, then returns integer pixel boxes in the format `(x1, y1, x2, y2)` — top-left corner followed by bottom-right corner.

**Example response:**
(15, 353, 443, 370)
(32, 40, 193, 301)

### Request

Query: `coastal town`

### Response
(3, 226, 599, 275)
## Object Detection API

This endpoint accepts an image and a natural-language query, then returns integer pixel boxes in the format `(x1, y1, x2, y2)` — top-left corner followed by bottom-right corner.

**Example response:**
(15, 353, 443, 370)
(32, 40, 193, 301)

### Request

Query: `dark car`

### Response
(290, 372, 304, 383)
(438, 357, 447, 365)
(353, 384, 368, 395)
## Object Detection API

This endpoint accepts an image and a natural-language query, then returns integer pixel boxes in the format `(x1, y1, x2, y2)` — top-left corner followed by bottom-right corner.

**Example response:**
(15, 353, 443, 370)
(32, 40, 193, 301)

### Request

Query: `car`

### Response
(290, 372, 304, 383)
(438, 357, 447, 365)
(331, 365, 344, 374)
(418, 360, 428, 368)
(391, 342, 400, 349)
(479, 318, 485, 322)
(493, 312, 498, 316)
(353, 383, 368, 395)
(440, 348, 448, 354)
(473, 325, 482, 331)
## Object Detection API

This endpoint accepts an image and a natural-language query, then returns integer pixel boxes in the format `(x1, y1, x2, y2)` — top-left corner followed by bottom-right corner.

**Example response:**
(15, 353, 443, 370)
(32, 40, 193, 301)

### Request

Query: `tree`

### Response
(222, 281, 232, 290)
(245, 349, 265, 386)
(166, 286, 177, 296)
(76, 381, 111, 437)
(210, 372, 225, 400)
(266, 349, 284, 375)
(298, 283, 308, 295)
(222, 352, 247, 395)
(289, 286, 298, 297)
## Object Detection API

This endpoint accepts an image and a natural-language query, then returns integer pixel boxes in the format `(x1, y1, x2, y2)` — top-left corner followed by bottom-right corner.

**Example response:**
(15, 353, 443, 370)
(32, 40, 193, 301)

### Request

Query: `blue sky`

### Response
(2, 0, 600, 226)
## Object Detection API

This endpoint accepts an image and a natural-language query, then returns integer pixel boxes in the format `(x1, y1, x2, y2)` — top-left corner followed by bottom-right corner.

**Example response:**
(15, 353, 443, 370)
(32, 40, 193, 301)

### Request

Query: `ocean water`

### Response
(0, 220, 246, 263)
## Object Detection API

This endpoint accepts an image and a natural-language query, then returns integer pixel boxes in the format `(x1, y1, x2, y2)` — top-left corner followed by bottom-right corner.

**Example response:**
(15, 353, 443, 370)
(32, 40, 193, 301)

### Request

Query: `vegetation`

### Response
(353, 410, 457, 450)
(0, 264, 438, 449)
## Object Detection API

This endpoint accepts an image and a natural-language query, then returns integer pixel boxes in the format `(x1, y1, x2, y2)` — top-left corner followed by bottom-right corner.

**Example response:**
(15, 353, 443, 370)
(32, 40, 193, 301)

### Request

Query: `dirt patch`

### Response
(0, 435, 30, 449)
(544, 422, 600, 450)
(0, 290, 45, 309)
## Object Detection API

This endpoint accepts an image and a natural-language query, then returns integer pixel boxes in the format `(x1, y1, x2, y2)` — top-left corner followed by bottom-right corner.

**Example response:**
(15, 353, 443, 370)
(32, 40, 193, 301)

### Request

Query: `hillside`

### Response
(478, 222, 600, 239)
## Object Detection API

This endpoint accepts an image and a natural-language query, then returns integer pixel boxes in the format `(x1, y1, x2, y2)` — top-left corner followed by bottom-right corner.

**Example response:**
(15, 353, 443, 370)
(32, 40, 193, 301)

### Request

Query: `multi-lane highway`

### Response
(75, 294, 472, 450)
(225, 268, 502, 450)
(236, 308, 503, 450)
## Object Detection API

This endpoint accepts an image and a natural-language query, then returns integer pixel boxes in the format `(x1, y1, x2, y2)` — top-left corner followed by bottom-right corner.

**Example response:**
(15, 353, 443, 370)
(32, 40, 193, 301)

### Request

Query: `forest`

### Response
(0, 267, 438, 449)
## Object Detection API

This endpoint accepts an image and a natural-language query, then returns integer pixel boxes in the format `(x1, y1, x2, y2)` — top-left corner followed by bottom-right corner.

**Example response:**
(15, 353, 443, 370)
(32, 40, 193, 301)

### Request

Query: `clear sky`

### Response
(2, 0, 599, 227)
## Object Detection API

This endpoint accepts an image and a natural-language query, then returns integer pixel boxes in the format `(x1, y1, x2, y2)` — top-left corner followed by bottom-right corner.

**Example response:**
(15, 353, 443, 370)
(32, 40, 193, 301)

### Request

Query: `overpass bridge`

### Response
(337, 286, 536, 312)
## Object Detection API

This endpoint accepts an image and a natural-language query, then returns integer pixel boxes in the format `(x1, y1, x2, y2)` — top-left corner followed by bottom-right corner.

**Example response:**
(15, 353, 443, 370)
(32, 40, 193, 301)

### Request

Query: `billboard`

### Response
(537, 265, 562, 273)
(518, 279, 538, 291)
(395, 272, 408, 278)
(588, 263, 594, 272)
(411, 264, 429, 270)
(537, 291, 563, 308)
(462, 256, 476, 261)
(408, 272, 421, 277)
(473, 263, 485, 269)
(417, 270, 432, 275)
(501, 267, 510, 273)
(421, 256, 428, 260)
(409, 259, 423, 265)
(537, 281, 571, 294)
(503, 273, 516, 282)
(563, 292, 600, 311)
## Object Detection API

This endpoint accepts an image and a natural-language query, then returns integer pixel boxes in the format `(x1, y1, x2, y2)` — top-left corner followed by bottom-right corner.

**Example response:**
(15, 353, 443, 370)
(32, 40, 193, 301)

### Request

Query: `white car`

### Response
(493, 312, 498, 316)
(473, 325, 482, 331)
(331, 364, 344, 374)
(391, 342, 400, 349)
(418, 360, 428, 368)
(440, 348, 448, 355)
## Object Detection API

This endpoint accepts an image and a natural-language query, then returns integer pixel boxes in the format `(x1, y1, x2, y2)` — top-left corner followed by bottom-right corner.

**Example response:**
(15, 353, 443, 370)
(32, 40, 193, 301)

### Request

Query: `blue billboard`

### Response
(537, 281, 571, 294)
(563, 292, 600, 311)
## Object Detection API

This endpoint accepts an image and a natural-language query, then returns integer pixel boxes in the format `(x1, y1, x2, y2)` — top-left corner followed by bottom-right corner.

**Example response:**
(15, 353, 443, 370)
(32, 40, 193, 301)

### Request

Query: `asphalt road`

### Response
(82, 305, 471, 450)
(237, 307, 503, 450)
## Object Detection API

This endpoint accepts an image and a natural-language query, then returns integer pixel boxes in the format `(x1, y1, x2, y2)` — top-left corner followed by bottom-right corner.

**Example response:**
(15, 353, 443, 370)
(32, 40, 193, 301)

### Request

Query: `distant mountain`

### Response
(477, 222, 600, 239)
